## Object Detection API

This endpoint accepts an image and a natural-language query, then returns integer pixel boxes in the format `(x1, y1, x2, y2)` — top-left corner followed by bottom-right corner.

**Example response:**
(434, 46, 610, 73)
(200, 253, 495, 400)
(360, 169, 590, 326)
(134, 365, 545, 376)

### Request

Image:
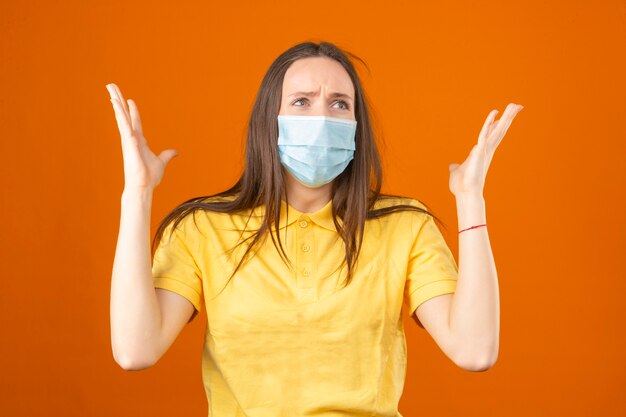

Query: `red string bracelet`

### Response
(458, 223, 487, 234)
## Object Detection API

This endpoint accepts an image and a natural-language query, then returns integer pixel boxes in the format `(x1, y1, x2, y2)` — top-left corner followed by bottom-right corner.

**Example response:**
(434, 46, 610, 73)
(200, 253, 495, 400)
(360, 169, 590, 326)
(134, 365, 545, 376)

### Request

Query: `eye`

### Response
(334, 100, 350, 110)
(291, 97, 351, 111)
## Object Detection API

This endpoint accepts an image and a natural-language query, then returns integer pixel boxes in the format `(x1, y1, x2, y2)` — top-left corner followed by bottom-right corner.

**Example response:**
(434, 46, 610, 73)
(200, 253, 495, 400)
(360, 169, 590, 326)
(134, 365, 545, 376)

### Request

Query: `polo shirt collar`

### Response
(278, 197, 339, 232)
(250, 198, 341, 232)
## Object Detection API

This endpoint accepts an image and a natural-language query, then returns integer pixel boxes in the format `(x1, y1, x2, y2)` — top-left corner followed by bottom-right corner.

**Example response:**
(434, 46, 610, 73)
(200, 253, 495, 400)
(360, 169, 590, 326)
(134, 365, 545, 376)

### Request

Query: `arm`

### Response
(416, 103, 523, 370)
(450, 193, 499, 370)
(110, 188, 196, 370)
(415, 194, 498, 372)
(107, 82, 190, 371)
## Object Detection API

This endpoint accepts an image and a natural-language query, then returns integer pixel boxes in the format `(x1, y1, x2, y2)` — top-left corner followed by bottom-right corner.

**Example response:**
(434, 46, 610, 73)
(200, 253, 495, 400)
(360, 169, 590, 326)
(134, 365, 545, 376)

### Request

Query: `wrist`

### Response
(122, 186, 154, 203)
(455, 193, 486, 231)
(454, 191, 484, 202)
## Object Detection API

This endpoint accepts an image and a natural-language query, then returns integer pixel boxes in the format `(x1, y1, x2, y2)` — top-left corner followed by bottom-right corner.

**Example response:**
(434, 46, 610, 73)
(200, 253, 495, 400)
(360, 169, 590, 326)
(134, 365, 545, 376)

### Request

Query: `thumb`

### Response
(159, 149, 179, 166)
(448, 163, 460, 172)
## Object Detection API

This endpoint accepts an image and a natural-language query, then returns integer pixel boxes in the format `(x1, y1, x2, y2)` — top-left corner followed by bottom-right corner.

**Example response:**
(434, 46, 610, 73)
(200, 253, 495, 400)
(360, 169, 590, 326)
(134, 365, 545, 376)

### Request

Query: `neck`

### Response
(281, 169, 333, 213)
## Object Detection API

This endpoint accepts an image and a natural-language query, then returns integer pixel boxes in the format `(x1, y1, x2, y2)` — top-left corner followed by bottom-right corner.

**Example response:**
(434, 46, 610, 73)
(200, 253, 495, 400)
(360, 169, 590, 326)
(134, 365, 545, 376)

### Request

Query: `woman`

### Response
(108, 41, 522, 416)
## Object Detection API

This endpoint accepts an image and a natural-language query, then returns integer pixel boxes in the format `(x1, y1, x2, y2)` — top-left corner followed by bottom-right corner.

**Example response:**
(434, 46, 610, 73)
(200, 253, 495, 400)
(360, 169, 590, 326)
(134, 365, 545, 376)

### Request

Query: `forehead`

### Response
(282, 57, 354, 97)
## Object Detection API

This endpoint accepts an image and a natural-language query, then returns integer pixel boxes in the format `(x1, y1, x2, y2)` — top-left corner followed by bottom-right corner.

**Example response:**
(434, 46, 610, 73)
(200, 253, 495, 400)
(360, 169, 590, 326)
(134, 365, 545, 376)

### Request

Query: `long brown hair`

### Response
(152, 40, 448, 288)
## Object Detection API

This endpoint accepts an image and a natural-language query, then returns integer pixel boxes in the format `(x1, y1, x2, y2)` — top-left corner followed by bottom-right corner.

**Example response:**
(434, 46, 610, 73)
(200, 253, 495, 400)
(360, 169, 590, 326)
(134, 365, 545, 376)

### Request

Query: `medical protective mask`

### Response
(277, 115, 357, 187)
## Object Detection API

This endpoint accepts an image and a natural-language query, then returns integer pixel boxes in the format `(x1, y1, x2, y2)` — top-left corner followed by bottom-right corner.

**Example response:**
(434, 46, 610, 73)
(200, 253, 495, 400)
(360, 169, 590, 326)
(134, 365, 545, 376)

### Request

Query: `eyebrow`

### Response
(287, 91, 354, 101)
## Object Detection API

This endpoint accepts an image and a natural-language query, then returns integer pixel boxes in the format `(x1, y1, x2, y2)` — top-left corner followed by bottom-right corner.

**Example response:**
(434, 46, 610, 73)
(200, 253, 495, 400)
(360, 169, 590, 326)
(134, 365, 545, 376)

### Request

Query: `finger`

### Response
(105, 84, 116, 99)
(491, 103, 519, 139)
(448, 162, 460, 172)
(127, 99, 144, 137)
(112, 84, 131, 124)
(502, 103, 522, 122)
(110, 98, 133, 140)
(159, 149, 179, 166)
(487, 120, 498, 137)
(478, 109, 499, 146)
(490, 104, 522, 149)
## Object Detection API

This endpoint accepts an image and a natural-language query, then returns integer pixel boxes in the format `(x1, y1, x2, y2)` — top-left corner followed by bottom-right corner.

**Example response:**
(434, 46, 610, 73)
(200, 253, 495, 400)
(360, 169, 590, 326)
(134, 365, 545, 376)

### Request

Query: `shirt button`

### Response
(299, 220, 308, 228)
(302, 269, 310, 276)
(302, 243, 310, 252)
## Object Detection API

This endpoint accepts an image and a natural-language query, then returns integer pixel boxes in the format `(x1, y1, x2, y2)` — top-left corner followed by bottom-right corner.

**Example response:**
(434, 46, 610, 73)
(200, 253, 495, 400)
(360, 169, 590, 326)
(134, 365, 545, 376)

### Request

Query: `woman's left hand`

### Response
(448, 103, 524, 198)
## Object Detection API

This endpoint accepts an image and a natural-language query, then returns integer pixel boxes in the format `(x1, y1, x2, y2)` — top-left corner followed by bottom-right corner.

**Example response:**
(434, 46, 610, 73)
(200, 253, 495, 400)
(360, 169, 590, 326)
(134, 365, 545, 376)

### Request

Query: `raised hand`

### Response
(448, 103, 524, 198)
(106, 83, 179, 191)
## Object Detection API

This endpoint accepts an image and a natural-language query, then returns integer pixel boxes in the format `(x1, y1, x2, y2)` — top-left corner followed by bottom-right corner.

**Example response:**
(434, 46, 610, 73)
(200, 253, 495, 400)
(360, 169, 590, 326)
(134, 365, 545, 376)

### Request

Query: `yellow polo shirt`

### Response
(152, 195, 458, 416)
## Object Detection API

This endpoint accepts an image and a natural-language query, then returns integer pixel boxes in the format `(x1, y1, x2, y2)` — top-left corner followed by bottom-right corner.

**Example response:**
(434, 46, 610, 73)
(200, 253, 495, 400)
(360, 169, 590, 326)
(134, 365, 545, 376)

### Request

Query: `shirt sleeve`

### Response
(404, 209, 458, 328)
(151, 215, 204, 322)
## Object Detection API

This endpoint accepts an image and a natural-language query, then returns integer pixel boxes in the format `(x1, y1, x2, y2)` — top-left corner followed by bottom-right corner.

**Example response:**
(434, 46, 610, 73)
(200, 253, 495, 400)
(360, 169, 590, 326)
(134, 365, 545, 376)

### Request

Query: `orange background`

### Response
(1, 0, 624, 416)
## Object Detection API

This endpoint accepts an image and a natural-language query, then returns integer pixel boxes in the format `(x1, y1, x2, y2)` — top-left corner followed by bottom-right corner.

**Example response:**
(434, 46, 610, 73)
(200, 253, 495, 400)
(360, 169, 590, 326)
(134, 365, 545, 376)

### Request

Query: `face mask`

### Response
(277, 115, 357, 187)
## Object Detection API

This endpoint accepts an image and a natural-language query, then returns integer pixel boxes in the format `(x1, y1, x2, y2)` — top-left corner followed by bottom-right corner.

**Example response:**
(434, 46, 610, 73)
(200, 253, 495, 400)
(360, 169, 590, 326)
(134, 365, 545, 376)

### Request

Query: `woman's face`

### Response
(279, 56, 356, 121)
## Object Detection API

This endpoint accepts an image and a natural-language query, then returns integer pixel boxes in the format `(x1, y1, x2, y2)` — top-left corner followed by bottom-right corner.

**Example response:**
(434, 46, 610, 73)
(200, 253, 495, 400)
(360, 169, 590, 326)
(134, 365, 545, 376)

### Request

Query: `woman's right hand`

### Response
(106, 83, 178, 191)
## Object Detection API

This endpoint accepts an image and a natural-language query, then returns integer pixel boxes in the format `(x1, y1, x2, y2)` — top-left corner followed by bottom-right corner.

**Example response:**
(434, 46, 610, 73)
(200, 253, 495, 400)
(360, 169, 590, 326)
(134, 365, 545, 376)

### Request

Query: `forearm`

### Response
(449, 193, 500, 369)
(110, 187, 162, 370)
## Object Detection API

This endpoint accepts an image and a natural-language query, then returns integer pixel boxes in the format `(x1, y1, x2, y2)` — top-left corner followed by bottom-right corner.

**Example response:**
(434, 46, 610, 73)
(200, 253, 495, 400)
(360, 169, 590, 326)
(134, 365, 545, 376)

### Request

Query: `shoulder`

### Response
(367, 196, 433, 237)
(189, 194, 263, 233)
(164, 195, 238, 239)
(165, 210, 207, 245)
(371, 195, 431, 220)
(373, 196, 427, 209)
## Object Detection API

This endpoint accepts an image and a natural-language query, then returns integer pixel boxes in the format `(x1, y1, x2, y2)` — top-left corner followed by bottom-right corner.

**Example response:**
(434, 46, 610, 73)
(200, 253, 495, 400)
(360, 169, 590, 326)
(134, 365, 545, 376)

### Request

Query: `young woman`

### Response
(108, 41, 522, 416)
